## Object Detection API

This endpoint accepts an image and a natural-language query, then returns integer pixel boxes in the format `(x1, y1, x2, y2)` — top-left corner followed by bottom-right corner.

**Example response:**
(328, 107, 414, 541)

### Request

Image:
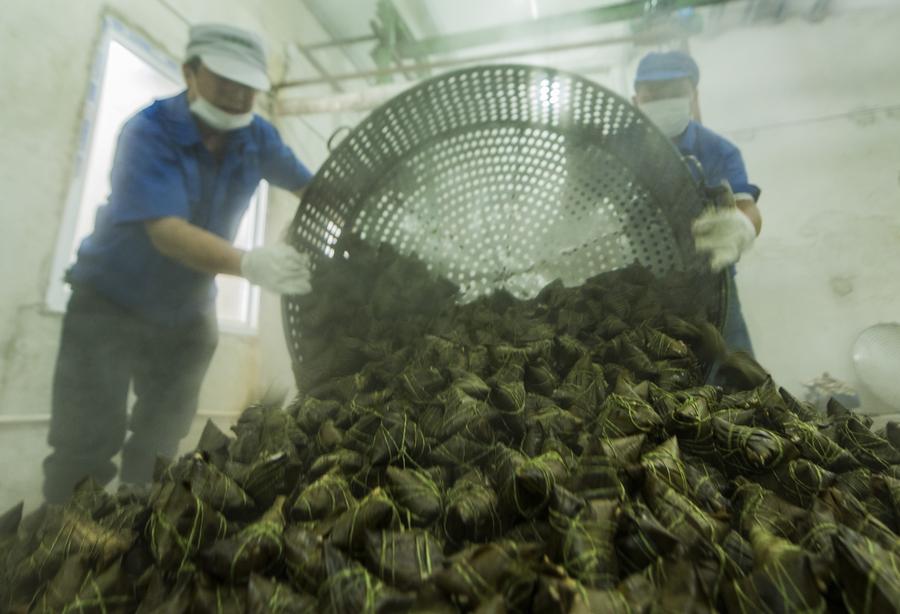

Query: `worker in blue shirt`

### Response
(43, 24, 314, 503)
(633, 50, 761, 356)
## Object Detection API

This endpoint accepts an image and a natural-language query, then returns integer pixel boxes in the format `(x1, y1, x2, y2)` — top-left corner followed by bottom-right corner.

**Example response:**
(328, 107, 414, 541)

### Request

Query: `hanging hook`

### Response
(327, 126, 353, 152)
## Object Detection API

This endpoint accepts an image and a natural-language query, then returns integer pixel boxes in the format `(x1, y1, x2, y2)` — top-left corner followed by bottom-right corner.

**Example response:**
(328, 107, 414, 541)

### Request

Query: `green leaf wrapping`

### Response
(364, 529, 444, 589)
(443, 470, 502, 544)
(832, 526, 900, 614)
(330, 489, 400, 553)
(385, 467, 443, 527)
(292, 473, 356, 521)
(559, 499, 620, 589)
(199, 496, 286, 583)
(597, 394, 663, 438)
(148, 481, 228, 573)
(722, 526, 827, 614)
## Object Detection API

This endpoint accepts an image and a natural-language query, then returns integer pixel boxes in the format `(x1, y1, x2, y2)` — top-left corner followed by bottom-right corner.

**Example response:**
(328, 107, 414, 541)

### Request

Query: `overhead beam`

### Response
(276, 26, 678, 90)
(298, 0, 379, 92)
(391, 0, 734, 58)
(278, 82, 412, 115)
(277, 60, 615, 116)
(296, 46, 345, 93)
(301, 34, 378, 51)
(370, 0, 427, 82)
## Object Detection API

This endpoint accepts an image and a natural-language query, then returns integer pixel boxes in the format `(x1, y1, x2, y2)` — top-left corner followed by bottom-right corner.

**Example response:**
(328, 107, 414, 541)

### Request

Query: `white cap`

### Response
(186, 23, 270, 91)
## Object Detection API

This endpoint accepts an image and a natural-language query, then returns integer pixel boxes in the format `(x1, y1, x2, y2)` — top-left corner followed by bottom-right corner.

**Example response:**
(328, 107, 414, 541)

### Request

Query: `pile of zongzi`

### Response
(2, 237, 899, 613)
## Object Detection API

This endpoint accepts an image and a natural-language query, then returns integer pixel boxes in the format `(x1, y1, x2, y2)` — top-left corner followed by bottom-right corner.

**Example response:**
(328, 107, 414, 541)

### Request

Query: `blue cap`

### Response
(634, 51, 700, 88)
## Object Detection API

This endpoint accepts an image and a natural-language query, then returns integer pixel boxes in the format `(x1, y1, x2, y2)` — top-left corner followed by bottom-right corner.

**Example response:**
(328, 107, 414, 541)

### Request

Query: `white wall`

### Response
(0, 0, 342, 421)
(686, 6, 900, 409)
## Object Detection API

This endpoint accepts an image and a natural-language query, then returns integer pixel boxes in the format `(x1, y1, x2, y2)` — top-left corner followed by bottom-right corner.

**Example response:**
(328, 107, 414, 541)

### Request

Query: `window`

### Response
(46, 16, 265, 334)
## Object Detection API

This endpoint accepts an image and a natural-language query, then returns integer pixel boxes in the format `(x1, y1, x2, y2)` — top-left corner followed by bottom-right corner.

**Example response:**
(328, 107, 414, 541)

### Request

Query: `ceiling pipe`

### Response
(301, 34, 379, 51)
(294, 0, 383, 93)
(295, 46, 346, 93)
(277, 59, 615, 115)
(281, 0, 730, 93)
(276, 26, 677, 91)
(278, 82, 412, 115)
(389, 0, 733, 58)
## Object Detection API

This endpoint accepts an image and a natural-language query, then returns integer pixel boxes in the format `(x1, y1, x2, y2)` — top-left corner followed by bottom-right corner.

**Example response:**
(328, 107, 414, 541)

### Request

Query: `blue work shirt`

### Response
(676, 120, 760, 202)
(68, 92, 313, 324)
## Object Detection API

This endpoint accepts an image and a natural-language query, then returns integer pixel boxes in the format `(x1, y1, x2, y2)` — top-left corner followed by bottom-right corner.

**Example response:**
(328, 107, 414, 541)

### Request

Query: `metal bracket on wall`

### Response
(373, 0, 732, 61)
(275, 0, 734, 91)
(370, 0, 429, 84)
(631, 0, 706, 35)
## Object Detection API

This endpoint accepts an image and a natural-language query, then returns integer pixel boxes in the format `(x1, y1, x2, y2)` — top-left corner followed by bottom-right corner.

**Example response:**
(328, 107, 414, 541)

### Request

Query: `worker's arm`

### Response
(718, 144, 761, 235)
(736, 198, 762, 236)
(145, 217, 244, 276)
(258, 121, 313, 196)
(145, 216, 312, 295)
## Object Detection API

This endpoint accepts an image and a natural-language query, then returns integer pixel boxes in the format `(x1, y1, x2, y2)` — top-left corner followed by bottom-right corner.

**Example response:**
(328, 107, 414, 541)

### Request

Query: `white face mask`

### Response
(639, 96, 692, 138)
(189, 94, 254, 131)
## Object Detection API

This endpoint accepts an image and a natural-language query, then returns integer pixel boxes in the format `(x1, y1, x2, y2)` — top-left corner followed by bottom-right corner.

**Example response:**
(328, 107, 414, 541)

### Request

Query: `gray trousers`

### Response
(706, 271, 755, 386)
(722, 270, 754, 357)
(42, 285, 218, 503)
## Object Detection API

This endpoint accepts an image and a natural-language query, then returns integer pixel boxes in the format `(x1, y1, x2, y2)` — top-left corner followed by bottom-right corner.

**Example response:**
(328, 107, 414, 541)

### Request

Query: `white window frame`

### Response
(218, 183, 266, 335)
(46, 16, 265, 335)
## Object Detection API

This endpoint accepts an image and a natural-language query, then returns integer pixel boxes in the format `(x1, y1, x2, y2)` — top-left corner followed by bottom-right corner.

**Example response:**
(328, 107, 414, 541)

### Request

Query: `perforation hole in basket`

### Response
(286, 65, 714, 363)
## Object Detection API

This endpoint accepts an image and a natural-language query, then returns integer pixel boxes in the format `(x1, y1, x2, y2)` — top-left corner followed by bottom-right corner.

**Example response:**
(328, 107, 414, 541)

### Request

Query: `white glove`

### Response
(692, 208, 756, 272)
(240, 243, 312, 295)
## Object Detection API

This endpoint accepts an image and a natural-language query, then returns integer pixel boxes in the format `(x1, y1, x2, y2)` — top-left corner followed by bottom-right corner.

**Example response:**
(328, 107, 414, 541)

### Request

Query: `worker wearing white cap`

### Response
(634, 50, 761, 356)
(43, 24, 313, 502)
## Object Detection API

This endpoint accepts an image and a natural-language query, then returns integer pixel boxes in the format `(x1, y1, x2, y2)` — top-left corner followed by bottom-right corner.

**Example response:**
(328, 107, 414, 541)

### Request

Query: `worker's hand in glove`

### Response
(240, 243, 312, 295)
(692, 207, 757, 272)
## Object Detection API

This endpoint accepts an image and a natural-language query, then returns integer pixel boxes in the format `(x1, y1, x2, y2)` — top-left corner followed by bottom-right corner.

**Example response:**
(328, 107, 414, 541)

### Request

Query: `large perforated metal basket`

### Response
(284, 64, 724, 368)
